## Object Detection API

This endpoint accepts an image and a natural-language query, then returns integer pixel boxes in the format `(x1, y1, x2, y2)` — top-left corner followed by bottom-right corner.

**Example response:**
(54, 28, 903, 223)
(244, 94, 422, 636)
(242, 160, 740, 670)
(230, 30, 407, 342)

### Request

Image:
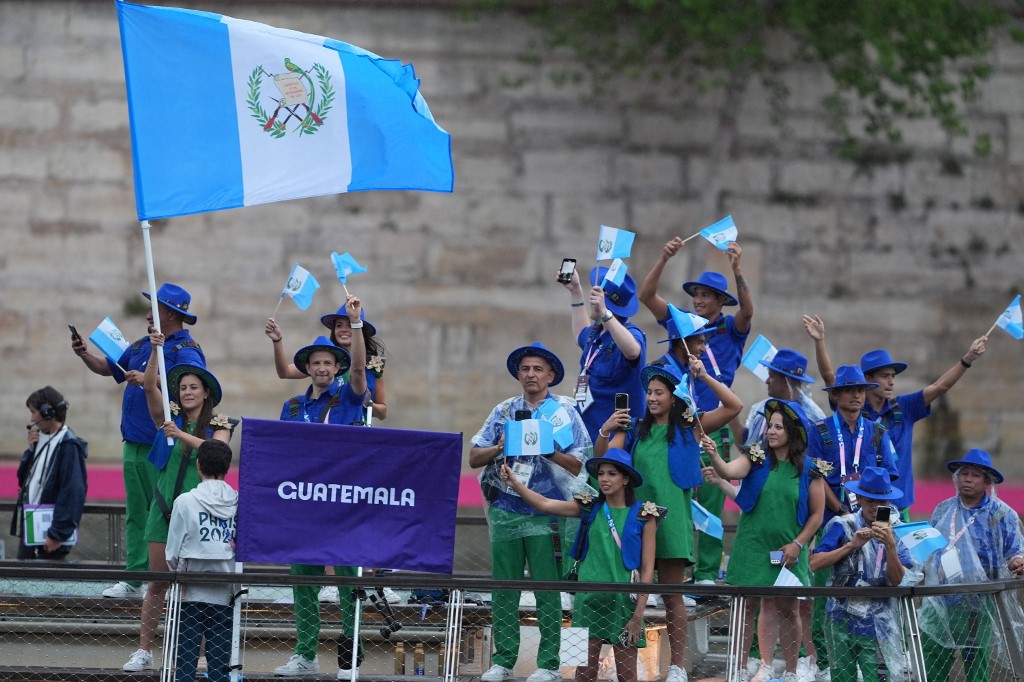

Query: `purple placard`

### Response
(236, 418, 462, 573)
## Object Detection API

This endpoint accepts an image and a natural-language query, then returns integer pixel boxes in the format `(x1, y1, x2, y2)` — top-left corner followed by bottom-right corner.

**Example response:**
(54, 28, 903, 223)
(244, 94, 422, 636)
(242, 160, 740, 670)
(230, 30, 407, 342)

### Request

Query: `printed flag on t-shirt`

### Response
(282, 263, 320, 310)
(995, 294, 1024, 340)
(536, 400, 575, 450)
(691, 499, 723, 539)
(602, 258, 628, 290)
(741, 335, 779, 381)
(88, 316, 130, 365)
(116, 2, 454, 221)
(331, 251, 367, 284)
(893, 521, 949, 564)
(504, 419, 554, 457)
(596, 225, 635, 262)
(699, 215, 738, 251)
(667, 304, 709, 339)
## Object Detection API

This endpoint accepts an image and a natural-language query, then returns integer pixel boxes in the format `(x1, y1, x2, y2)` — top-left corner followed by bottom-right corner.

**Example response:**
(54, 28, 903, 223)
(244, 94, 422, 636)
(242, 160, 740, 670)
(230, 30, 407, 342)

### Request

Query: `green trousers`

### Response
(921, 603, 992, 682)
(823, 617, 880, 682)
(489, 510, 562, 671)
(290, 564, 359, 662)
(811, 528, 830, 669)
(123, 440, 159, 587)
(693, 426, 730, 582)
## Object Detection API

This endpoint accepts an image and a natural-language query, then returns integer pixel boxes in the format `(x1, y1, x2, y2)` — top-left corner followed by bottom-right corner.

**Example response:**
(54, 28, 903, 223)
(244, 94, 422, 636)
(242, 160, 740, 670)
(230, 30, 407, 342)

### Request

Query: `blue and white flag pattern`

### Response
(996, 294, 1024, 340)
(117, 2, 454, 221)
(602, 258, 628, 289)
(536, 401, 574, 450)
(667, 304, 709, 339)
(331, 251, 367, 284)
(893, 521, 949, 564)
(741, 335, 779, 381)
(596, 225, 635, 262)
(504, 419, 554, 457)
(673, 379, 698, 415)
(699, 215, 738, 251)
(89, 317, 130, 364)
(282, 263, 320, 310)
(691, 499, 723, 539)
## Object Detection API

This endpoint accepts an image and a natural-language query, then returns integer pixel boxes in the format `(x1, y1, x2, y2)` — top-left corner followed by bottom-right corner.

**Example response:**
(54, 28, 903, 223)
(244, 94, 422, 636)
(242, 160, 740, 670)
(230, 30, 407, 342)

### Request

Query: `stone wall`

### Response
(0, 1, 1021, 483)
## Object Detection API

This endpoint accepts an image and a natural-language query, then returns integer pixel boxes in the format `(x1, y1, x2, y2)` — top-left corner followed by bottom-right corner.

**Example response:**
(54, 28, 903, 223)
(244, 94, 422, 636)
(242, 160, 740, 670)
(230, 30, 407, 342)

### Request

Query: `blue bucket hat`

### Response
(506, 342, 565, 387)
(167, 363, 222, 407)
(641, 361, 683, 390)
(946, 448, 1004, 484)
(657, 312, 715, 344)
(761, 349, 815, 383)
(681, 271, 738, 307)
(585, 447, 644, 487)
(293, 335, 352, 377)
(320, 306, 377, 338)
(589, 267, 639, 318)
(823, 365, 879, 392)
(762, 398, 810, 448)
(860, 349, 908, 376)
(844, 467, 903, 501)
(141, 283, 197, 324)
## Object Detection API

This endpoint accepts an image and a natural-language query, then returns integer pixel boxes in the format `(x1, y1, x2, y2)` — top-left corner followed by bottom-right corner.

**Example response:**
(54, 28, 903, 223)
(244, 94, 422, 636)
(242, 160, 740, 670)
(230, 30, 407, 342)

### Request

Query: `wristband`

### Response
(960, 358, 972, 369)
(350, 321, 364, 329)
(272, 338, 282, 344)
(570, 302, 585, 308)
(598, 429, 609, 439)
(792, 538, 804, 550)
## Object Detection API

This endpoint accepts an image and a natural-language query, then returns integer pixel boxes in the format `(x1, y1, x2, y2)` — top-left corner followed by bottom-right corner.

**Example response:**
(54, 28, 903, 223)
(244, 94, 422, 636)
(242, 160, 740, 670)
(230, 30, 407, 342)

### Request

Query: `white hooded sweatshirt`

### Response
(166, 479, 239, 605)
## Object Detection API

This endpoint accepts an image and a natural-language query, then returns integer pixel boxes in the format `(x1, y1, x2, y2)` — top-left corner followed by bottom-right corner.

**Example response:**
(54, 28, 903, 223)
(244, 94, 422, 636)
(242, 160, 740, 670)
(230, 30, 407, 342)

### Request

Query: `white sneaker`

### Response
(782, 673, 799, 682)
(319, 586, 339, 603)
(665, 664, 688, 682)
(646, 593, 663, 607)
(275, 654, 320, 676)
(746, 658, 762, 676)
(481, 664, 515, 682)
(750, 664, 773, 682)
(337, 667, 359, 680)
(694, 579, 717, 586)
(526, 669, 560, 682)
(382, 587, 401, 604)
(797, 656, 816, 681)
(817, 667, 832, 682)
(122, 649, 154, 672)
(684, 596, 697, 608)
(103, 581, 144, 598)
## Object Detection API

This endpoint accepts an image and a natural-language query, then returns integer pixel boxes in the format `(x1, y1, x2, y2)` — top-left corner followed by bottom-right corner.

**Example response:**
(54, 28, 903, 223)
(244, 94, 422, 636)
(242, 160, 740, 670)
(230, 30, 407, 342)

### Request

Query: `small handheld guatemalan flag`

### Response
(504, 419, 554, 457)
(282, 263, 320, 310)
(331, 251, 367, 284)
(596, 225, 635, 262)
(741, 335, 779, 381)
(88, 317, 130, 365)
(698, 215, 738, 252)
(995, 294, 1024, 340)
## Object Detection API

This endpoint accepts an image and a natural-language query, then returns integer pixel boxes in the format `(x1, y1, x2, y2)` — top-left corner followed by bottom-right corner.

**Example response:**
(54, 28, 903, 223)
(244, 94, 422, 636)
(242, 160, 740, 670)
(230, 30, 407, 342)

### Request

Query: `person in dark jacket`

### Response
(12, 386, 87, 560)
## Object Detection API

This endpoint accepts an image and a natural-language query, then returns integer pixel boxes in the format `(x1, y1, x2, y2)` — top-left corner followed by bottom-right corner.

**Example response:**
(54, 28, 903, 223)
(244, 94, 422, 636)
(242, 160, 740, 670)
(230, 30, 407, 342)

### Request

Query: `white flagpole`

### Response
(140, 220, 174, 446)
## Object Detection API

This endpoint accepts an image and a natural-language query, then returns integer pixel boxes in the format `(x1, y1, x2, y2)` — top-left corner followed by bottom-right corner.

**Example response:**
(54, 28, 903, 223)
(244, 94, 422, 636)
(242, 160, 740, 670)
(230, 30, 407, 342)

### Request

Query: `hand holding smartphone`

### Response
(68, 325, 82, 342)
(769, 550, 784, 566)
(873, 505, 892, 528)
(557, 258, 576, 284)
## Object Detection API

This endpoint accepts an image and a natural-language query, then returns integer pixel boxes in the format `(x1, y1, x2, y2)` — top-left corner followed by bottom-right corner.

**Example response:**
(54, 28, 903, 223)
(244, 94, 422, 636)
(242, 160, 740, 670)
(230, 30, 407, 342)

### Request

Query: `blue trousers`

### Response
(175, 601, 233, 682)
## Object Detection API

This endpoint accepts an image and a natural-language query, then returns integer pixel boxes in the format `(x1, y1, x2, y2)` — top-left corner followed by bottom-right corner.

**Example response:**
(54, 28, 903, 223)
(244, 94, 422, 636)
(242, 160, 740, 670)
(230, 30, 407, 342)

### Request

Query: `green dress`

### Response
(725, 460, 810, 586)
(574, 504, 647, 646)
(144, 423, 202, 543)
(632, 424, 694, 561)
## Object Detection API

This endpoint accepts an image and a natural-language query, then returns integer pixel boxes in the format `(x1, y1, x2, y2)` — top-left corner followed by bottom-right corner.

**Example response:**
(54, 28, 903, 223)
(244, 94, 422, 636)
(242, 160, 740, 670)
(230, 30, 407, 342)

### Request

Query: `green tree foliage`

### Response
(479, 0, 1022, 156)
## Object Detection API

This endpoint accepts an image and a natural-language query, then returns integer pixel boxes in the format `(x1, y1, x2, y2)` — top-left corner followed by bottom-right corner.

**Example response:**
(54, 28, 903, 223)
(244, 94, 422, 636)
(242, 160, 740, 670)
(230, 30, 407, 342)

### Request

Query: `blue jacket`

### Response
(13, 427, 88, 543)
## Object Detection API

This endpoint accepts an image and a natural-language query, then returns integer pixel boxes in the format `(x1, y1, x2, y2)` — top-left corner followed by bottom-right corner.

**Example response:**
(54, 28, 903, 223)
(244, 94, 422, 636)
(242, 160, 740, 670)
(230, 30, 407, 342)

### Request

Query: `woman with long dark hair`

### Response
(703, 399, 825, 682)
(501, 449, 658, 682)
(121, 333, 235, 673)
(595, 322, 742, 682)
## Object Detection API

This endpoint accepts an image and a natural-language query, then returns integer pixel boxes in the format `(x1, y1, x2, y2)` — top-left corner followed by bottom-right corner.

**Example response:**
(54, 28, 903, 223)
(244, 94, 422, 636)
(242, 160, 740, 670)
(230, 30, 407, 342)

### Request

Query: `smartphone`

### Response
(557, 258, 576, 284)
(614, 393, 629, 411)
(514, 410, 532, 421)
(769, 551, 784, 566)
(68, 324, 81, 342)
(875, 506, 892, 525)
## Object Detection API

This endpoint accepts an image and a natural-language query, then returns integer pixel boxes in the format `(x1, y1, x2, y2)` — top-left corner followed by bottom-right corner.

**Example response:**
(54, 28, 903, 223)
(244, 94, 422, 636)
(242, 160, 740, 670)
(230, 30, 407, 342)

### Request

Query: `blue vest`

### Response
(734, 455, 815, 526)
(626, 422, 703, 490)
(570, 500, 646, 570)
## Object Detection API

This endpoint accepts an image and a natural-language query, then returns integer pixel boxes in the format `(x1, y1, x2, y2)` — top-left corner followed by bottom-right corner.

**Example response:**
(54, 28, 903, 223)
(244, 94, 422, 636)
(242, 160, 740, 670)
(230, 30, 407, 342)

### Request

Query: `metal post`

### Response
(161, 580, 182, 682)
(726, 594, 746, 682)
(898, 595, 927, 682)
(995, 590, 1024, 681)
(443, 588, 465, 682)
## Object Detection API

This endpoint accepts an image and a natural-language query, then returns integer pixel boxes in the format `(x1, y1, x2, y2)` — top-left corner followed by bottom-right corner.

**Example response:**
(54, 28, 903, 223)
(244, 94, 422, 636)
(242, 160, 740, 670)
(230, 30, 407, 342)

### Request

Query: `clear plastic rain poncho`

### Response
(918, 479, 1024, 673)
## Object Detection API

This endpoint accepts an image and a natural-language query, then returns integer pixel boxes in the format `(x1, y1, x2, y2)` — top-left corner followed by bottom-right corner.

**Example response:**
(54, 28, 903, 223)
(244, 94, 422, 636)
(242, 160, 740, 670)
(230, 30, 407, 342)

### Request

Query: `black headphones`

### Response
(38, 400, 68, 421)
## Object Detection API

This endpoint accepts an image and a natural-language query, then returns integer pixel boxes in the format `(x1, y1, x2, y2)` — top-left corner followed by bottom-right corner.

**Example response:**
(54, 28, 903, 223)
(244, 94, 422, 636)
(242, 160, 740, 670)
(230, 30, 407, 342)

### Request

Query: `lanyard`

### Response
(582, 329, 606, 375)
(704, 343, 722, 379)
(602, 503, 623, 549)
(949, 512, 977, 546)
(834, 414, 865, 479)
(303, 394, 331, 424)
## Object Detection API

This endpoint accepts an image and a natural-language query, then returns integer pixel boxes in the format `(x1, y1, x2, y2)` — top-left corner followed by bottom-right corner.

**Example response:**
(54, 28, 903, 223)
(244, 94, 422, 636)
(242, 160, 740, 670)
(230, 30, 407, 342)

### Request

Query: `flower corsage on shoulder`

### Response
(638, 500, 668, 521)
(169, 401, 181, 416)
(810, 458, 834, 479)
(210, 414, 240, 432)
(367, 355, 386, 377)
(747, 442, 766, 466)
(573, 489, 595, 510)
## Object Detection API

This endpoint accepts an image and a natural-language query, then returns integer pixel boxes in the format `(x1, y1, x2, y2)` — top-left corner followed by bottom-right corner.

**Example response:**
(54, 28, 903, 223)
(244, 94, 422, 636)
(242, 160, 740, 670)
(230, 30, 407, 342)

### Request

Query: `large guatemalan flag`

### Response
(116, 1, 454, 220)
